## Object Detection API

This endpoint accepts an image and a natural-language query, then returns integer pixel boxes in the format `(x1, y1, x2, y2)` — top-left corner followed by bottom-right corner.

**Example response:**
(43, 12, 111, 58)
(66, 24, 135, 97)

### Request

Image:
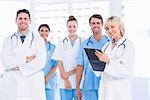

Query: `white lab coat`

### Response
(95, 37, 134, 100)
(0, 31, 46, 100)
(52, 36, 83, 89)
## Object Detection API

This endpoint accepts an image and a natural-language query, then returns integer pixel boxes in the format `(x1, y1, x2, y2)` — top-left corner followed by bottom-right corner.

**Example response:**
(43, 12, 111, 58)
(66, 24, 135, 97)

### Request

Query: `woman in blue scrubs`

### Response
(38, 24, 57, 100)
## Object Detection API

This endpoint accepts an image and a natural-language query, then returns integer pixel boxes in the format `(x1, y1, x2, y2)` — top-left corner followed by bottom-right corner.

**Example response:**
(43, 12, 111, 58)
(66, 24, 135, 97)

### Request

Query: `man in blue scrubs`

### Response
(76, 14, 109, 100)
(38, 24, 57, 100)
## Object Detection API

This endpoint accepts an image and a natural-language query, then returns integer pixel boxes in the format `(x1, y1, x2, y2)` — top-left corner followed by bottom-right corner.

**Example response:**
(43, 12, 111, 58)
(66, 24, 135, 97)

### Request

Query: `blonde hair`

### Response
(104, 16, 125, 36)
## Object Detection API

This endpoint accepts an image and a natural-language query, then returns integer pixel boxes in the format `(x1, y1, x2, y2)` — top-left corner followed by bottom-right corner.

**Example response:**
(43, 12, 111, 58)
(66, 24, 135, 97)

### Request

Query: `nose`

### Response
(21, 19, 27, 23)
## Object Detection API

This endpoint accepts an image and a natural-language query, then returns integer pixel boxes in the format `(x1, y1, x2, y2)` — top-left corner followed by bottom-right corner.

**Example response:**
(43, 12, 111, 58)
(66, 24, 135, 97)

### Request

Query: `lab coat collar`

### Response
(114, 37, 126, 47)
(66, 35, 79, 40)
(65, 35, 80, 48)
(20, 30, 33, 45)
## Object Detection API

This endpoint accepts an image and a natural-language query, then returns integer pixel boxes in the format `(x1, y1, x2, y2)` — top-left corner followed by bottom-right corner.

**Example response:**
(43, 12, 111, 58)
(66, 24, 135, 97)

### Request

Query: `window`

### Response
(32, 1, 109, 44)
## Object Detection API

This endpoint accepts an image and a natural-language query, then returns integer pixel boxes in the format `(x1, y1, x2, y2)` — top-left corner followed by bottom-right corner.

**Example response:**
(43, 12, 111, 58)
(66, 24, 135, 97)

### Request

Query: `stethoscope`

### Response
(86, 36, 93, 46)
(118, 39, 126, 48)
(11, 32, 34, 48)
(62, 36, 81, 47)
(86, 36, 110, 46)
(47, 41, 51, 51)
(103, 38, 127, 58)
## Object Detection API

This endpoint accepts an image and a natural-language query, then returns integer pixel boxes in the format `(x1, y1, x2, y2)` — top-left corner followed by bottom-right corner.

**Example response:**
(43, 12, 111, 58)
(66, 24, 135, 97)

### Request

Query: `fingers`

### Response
(76, 89, 82, 100)
(95, 50, 103, 55)
(95, 50, 103, 61)
(26, 55, 36, 63)
(64, 79, 72, 90)
(30, 54, 36, 59)
(95, 51, 102, 58)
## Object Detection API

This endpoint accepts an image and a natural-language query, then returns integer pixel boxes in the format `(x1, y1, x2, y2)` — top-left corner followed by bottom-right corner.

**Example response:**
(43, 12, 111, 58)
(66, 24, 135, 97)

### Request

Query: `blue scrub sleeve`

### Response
(76, 45, 84, 67)
(50, 59, 57, 68)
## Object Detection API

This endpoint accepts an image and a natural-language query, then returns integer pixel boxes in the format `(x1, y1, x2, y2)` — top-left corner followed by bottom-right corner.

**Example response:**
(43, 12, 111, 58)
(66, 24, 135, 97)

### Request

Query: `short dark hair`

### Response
(38, 24, 50, 32)
(16, 9, 30, 19)
(89, 14, 103, 24)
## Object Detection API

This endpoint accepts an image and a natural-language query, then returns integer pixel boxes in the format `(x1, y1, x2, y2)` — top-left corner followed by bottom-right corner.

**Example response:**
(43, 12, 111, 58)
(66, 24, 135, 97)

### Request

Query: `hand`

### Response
(64, 79, 72, 90)
(76, 88, 82, 100)
(95, 50, 110, 63)
(15, 66, 19, 70)
(11, 66, 19, 70)
(61, 72, 69, 80)
(26, 54, 36, 63)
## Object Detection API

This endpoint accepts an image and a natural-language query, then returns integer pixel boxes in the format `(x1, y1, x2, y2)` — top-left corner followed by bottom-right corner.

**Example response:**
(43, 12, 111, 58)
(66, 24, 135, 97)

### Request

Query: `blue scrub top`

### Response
(76, 35, 109, 90)
(43, 41, 57, 90)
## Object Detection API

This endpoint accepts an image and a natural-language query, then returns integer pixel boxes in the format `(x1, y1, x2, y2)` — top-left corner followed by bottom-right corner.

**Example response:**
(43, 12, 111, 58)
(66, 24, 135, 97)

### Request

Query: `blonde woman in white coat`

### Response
(95, 16, 134, 100)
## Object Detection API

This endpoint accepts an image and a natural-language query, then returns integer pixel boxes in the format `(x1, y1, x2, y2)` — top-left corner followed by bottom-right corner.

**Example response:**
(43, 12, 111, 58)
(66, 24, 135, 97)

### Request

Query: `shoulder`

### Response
(51, 43, 56, 48)
(57, 37, 68, 45)
(82, 37, 90, 44)
(78, 36, 86, 42)
(33, 33, 43, 41)
(62, 37, 68, 43)
(57, 39, 64, 46)
(102, 35, 109, 42)
(4, 35, 11, 40)
(32, 33, 45, 45)
(33, 33, 41, 39)
(4, 33, 16, 42)
(80, 39, 88, 47)
(48, 41, 56, 48)
(126, 39, 134, 48)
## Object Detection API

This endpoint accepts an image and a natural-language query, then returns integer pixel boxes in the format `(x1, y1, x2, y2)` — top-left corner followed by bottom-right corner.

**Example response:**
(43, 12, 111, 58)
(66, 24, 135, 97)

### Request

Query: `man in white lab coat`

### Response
(0, 9, 46, 100)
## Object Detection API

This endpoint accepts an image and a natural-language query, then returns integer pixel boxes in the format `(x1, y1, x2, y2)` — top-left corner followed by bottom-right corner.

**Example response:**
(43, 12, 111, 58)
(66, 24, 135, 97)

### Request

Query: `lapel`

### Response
(22, 31, 33, 47)
(67, 35, 80, 49)
(115, 37, 126, 49)
(74, 36, 80, 49)
(66, 36, 72, 48)
(15, 32, 22, 46)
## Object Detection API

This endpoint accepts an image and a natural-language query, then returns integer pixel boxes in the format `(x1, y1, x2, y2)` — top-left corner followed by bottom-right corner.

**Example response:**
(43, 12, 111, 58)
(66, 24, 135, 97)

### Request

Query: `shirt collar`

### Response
(17, 30, 30, 37)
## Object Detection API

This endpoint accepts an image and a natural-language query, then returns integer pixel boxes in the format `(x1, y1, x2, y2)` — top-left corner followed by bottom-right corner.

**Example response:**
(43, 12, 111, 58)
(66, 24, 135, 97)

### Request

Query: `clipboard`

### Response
(84, 48, 106, 71)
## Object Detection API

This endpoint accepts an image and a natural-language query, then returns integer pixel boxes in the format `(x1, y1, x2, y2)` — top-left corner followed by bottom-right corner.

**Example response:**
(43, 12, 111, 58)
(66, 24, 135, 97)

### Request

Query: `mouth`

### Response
(93, 27, 98, 30)
(110, 32, 115, 36)
(20, 23, 26, 27)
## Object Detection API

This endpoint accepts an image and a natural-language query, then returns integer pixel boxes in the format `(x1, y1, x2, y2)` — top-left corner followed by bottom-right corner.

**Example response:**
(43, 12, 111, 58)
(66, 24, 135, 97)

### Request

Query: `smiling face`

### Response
(38, 26, 49, 42)
(90, 17, 103, 35)
(104, 16, 124, 42)
(67, 20, 78, 36)
(16, 12, 31, 33)
(105, 21, 122, 40)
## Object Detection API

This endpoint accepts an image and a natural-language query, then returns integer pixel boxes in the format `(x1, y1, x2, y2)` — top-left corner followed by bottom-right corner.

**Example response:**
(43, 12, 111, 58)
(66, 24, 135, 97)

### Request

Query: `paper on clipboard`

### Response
(84, 48, 106, 71)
